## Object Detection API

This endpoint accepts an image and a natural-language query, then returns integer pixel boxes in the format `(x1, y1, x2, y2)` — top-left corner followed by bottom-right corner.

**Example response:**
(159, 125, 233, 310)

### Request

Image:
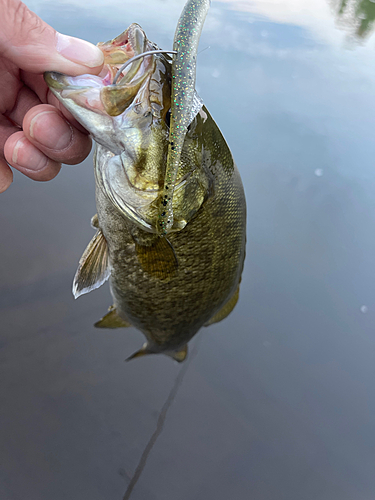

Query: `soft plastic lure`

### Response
(158, 0, 211, 235)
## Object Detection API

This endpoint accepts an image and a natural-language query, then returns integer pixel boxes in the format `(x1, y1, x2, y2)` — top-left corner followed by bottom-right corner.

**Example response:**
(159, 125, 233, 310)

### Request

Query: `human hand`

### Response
(0, 0, 104, 193)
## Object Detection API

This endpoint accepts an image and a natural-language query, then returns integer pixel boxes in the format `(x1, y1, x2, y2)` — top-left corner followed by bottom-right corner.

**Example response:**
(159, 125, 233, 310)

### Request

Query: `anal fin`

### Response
(205, 285, 240, 327)
(168, 344, 188, 362)
(95, 305, 132, 329)
(73, 228, 110, 299)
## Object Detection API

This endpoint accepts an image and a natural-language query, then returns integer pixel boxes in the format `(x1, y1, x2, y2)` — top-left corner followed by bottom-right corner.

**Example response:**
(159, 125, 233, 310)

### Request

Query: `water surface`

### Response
(1, 1, 375, 499)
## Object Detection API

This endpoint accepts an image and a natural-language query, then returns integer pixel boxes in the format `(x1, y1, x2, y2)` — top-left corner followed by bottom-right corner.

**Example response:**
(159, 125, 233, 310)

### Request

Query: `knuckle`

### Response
(2, 1, 49, 51)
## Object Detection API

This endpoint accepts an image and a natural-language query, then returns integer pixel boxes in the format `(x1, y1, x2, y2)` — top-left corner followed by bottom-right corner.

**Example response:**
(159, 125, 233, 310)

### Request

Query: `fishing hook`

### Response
(113, 50, 177, 85)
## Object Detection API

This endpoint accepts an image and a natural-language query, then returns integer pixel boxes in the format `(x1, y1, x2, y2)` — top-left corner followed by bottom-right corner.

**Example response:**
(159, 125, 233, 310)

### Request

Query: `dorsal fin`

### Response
(72, 229, 110, 299)
(205, 285, 240, 326)
(94, 306, 132, 329)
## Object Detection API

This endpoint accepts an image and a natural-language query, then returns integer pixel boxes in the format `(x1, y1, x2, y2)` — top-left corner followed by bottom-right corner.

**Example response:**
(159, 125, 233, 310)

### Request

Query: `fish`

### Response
(44, 0, 246, 362)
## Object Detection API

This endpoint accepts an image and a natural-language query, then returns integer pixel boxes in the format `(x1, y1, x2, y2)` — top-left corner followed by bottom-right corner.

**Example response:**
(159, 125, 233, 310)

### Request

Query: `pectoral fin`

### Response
(72, 229, 110, 299)
(95, 306, 132, 329)
(205, 286, 240, 326)
(135, 237, 178, 281)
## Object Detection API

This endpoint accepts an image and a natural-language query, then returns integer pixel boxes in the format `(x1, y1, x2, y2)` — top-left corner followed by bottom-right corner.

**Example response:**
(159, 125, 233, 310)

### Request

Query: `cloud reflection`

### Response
(25, 0, 375, 49)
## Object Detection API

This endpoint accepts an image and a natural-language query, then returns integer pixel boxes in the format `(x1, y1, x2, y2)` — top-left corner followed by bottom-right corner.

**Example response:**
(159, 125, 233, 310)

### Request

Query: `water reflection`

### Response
(332, 0, 375, 38)
(122, 339, 199, 499)
(2, 0, 375, 498)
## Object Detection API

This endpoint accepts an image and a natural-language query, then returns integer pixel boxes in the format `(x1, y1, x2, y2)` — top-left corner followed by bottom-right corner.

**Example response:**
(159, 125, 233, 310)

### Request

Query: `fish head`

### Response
(45, 25, 208, 233)
(44, 24, 171, 156)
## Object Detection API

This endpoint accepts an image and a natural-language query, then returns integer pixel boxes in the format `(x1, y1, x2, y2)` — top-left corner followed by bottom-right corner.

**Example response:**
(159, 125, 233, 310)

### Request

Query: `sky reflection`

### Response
(2, 1, 375, 499)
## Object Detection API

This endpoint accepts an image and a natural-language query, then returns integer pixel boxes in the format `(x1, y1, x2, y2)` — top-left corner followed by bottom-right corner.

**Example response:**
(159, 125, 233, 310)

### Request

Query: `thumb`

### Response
(0, 0, 104, 75)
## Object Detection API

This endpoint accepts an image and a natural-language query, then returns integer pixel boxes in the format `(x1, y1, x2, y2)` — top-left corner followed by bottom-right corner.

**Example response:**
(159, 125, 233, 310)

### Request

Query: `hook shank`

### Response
(113, 50, 177, 85)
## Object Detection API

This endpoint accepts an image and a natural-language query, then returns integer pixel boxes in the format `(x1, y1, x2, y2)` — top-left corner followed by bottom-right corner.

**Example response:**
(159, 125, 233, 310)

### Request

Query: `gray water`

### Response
(1, 0, 375, 499)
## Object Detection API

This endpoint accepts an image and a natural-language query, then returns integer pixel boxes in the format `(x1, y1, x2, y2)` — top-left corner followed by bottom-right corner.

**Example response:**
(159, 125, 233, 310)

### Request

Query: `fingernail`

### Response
(56, 33, 104, 68)
(29, 111, 73, 150)
(12, 138, 48, 171)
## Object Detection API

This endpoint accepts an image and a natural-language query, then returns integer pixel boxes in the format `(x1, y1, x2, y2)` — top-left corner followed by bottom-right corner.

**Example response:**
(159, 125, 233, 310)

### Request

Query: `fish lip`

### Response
(43, 23, 148, 91)
(44, 24, 152, 93)
(44, 71, 68, 90)
(97, 23, 144, 58)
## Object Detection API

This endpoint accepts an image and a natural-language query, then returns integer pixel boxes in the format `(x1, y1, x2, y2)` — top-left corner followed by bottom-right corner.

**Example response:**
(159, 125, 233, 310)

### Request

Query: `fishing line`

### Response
(198, 45, 210, 54)
(113, 50, 177, 85)
(122, 336, 201, 500)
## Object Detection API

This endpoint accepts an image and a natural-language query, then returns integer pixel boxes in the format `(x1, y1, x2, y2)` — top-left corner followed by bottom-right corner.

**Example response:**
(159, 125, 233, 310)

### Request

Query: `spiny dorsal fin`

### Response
(168, 344, 188, 362)
(72, 228, 110, 299)
(94, 305, 132, 329)
(204, 285, 240, 327)
(135, 237, 178, 281)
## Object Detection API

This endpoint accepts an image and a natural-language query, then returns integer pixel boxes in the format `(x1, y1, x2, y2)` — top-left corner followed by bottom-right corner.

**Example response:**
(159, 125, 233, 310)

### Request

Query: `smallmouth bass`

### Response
(45, 0, 246, 362)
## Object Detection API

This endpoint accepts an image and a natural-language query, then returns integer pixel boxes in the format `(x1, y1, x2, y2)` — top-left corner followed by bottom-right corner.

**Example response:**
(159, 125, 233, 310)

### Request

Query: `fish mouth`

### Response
(44, 24, 154, 117)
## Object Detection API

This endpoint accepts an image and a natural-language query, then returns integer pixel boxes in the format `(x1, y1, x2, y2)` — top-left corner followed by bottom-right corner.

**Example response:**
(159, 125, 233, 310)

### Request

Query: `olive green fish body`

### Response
(44, 10, 246, 361)
(95, 106, 246, 353)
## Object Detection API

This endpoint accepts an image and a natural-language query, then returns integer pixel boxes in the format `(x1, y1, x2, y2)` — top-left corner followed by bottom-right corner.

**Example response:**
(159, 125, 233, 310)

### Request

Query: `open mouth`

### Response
(44, 24, 155, 117)
(97, 24, 147, 85)
(46, 24, 145, 86)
